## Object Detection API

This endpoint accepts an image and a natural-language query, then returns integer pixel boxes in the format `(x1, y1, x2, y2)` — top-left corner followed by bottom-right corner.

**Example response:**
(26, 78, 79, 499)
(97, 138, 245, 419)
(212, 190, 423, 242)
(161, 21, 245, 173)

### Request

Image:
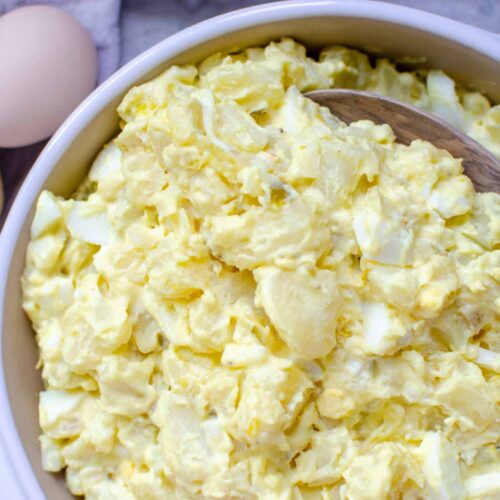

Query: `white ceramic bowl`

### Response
(1, 1, 499, 498)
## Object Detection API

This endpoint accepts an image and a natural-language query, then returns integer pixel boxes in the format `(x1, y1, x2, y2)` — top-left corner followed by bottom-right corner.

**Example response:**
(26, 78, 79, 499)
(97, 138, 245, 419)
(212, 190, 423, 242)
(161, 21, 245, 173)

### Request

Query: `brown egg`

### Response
(0, 6, 98, 148)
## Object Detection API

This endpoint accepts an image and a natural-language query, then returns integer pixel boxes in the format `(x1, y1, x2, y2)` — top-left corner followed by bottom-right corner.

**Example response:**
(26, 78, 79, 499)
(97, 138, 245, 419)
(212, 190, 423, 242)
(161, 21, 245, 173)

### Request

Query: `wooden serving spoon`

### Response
(306, 89, 500, 193)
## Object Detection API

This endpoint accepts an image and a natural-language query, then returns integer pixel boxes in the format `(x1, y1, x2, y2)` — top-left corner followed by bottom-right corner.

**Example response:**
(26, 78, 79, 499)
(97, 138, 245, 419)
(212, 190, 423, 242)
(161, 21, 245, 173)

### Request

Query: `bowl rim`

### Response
(1, 1, 499, 498)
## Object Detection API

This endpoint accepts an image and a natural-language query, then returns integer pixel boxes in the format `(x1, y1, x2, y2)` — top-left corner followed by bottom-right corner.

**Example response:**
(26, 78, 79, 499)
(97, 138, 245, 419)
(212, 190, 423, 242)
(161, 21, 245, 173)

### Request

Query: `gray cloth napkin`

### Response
(0, 0, 121, 82)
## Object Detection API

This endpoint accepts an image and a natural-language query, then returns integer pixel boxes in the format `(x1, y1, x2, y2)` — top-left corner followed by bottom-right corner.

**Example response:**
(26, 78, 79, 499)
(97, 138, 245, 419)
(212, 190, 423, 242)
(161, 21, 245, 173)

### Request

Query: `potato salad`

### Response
(22, 39, 500, 499)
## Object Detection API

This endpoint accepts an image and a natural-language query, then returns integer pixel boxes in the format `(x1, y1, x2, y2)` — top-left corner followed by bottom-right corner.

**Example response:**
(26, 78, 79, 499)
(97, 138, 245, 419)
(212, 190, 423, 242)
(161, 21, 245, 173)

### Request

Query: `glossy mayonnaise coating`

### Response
(23, 39, 499, 499)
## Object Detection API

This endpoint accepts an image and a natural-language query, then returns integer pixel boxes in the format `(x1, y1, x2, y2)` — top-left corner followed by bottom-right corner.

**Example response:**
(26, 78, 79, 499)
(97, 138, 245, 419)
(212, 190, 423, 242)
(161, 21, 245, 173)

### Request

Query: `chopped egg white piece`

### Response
(465, 471, 500, 499)
(362, 302, 412, 355)
(66, 201, 110, 245)
(416, 432, 466, 500)
(30, 191, 63, 238)
(88, 143, 122, 182)
(429, 176, 474, 219)
(427, 70, 466, 130)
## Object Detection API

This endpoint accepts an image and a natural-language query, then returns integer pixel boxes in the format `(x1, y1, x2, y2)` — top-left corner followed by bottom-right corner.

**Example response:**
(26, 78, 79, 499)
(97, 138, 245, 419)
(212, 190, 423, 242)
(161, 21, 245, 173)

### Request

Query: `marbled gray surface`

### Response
(121, 0, 272, 63)
(120, 0, 500, 65)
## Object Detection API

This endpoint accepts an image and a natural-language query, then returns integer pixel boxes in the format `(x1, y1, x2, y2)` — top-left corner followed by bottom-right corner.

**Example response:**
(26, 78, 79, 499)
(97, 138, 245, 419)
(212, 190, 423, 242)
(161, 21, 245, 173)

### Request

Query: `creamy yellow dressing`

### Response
(23, 39, 499, 499)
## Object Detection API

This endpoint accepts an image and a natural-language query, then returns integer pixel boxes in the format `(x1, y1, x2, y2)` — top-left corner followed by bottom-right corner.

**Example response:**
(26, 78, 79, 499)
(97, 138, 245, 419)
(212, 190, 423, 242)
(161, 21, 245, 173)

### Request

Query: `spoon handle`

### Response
(307, 89, 500, 193)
